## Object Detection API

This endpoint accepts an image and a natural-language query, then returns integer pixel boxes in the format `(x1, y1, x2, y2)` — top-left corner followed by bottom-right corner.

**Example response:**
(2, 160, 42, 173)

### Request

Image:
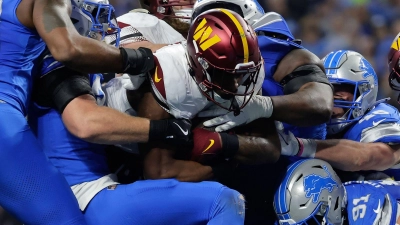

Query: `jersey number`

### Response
(352, 194, 370, 221)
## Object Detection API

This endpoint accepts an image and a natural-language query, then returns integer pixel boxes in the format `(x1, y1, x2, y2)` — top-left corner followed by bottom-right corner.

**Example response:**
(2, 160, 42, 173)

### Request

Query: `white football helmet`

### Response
(191, 0, 265, 26)
(71, 0, 120, 45)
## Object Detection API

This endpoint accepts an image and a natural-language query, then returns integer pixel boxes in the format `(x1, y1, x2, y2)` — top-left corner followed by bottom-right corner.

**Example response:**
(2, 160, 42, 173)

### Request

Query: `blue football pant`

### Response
(0, 102, 86, 225)
(84, 179, 245, 225)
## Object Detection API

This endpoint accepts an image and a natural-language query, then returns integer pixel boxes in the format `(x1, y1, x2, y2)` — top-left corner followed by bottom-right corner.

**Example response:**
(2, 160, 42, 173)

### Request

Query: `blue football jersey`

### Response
(344, 103, 400, 180)
(344, 180, 400, 225)
(255, 13, 326, 139)
(0, 0, 46, 114)
(29, 53, 109, 186)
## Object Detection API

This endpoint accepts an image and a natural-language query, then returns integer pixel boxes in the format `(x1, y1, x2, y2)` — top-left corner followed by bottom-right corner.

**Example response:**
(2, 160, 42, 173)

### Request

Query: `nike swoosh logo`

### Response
(173, 122, 188, 135)
(154, 67, 162, 83)
(278, 132, 289, 145)
(372, 119, 386, 126)
(202, 139, 215, 153)
(373, 199, 381, 214)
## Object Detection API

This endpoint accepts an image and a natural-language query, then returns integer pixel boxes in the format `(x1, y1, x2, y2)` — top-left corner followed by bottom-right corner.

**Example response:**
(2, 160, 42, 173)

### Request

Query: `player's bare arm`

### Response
(271, 49, 333, 126)
(314, 140, 400, 171)
(18, 0, 154, 75)
(278, 127, 400, 171)
(62, 94, 152, 144)
(133, 89, 214, 182)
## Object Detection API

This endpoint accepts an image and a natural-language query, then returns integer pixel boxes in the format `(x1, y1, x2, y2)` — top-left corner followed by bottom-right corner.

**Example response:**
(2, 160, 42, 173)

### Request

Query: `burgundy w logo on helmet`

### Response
(186, 8, 263, 115)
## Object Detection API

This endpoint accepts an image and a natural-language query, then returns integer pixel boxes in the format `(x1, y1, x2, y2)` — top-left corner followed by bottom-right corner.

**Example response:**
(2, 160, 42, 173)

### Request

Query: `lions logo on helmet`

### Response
(274, 159, 345, 225)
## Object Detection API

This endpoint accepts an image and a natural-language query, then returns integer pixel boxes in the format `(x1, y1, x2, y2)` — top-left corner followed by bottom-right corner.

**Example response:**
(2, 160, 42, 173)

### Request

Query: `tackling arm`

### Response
(279, 128, 400, 171)
(32, 0, 123, 73)
(31, 0, 153, 75)
(313, 140, 400, 171)
(135, 90, 214, 182)
(271, 49, 333, 126)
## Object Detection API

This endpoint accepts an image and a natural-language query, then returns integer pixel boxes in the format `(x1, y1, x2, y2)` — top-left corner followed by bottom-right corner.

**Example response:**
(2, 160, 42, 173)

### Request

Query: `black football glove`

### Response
(149, 118, 193, 147)
(120, 47, 155, 75)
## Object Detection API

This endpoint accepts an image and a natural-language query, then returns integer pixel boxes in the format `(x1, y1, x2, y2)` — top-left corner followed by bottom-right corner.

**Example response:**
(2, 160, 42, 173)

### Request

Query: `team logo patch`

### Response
(193, 18, 221, 51)
(359, 58, 378, 86)
(303, 165, 339, 203)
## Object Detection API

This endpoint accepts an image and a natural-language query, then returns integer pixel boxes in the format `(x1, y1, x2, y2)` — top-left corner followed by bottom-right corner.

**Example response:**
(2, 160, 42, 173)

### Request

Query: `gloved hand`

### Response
(275, 121, 317, 157)
(149, 118, 192, 147)
(191, 128, 239, 164)
(275, 121, 300, 156)
(199, 95, 273, 132)
(120, 47, 155, 75)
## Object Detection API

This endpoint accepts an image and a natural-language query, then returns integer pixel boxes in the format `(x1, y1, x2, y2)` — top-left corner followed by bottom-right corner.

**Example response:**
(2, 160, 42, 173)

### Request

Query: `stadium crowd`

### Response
(2, 0, 400, 224)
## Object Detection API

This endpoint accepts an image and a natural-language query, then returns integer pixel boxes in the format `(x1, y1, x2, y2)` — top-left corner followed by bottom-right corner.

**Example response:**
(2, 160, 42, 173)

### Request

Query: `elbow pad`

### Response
(33, 67, 94, 113)
(280, 64, 333, 95)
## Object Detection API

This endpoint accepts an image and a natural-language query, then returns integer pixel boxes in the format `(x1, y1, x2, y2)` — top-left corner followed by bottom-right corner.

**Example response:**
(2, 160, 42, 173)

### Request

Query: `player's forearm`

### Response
(63, 101, 150, 144)
(58, 36, 124, 74)
(33, 0, 124, 73)
(270, 82, 332, 126)
(314, 140, 396, 171)
(233, 135, 281, 164)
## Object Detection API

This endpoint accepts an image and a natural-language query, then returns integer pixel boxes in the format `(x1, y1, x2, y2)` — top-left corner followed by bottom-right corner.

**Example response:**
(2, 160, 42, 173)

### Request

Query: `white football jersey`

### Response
(149, 43, 265, 119)
(115, 12, 185, 45)
(150, 43, 210, 119)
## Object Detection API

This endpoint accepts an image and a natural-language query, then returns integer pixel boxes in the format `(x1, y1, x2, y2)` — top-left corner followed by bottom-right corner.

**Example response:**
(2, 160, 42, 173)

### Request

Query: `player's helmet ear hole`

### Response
(295, 174, 303, 182)
(334, 196, 339, 210)
(312, 165, 323, 169)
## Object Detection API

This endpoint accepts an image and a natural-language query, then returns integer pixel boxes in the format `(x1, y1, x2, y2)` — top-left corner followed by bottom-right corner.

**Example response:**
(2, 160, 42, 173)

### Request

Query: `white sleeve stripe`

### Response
(360, 123, 400, 143)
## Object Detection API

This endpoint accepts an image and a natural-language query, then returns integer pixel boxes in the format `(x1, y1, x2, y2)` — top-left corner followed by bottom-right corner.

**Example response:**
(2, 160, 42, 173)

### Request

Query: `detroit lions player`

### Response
(274, 159, 400, 225)
(191, 0, 333, 140)
(0, 0, 173, 222)
(278, 50, 400, 181)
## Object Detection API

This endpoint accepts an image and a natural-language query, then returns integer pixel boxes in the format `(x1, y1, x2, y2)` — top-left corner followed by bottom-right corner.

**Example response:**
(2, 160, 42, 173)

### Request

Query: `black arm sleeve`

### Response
(279, 64, 333, 95)
(32, 67, 94, 113)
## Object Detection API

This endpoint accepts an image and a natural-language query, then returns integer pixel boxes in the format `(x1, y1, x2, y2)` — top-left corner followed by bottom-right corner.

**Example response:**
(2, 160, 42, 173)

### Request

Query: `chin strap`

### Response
(230, 97, 241, 116)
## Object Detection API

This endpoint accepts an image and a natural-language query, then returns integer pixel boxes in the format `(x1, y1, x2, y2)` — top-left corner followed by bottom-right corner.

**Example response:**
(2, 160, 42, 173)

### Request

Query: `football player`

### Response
(191, 0, 333, 140)
(0, 0, 159, 222)
(30, 3, 245, 225)
(280, 50, 400, 181)
(274, 159, 400, 225)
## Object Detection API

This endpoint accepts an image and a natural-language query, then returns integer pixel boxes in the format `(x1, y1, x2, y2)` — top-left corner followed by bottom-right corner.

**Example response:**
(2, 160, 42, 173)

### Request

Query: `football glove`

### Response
(199, 95, 273, 132)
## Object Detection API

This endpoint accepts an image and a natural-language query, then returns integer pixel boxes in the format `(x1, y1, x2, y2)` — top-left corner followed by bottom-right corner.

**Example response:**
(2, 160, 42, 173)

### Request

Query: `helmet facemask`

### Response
(189, 54, 262, 116)
(80, 1, 121, 46)
(142, 0, 195, 23)
(327, 79, 372, 135)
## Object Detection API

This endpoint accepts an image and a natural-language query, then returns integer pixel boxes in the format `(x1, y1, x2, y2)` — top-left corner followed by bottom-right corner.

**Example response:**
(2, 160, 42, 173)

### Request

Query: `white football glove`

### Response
(275, 121, 300, 156)
(198, 95, 273, 132)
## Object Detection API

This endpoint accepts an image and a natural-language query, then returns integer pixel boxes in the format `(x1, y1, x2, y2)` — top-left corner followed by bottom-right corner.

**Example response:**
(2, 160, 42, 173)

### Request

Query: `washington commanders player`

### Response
(104, 9, 282, 181)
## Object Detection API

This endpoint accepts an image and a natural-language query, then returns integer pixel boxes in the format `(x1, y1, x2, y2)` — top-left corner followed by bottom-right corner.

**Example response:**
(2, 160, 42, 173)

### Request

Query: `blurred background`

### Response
(2, 0, 400, 224)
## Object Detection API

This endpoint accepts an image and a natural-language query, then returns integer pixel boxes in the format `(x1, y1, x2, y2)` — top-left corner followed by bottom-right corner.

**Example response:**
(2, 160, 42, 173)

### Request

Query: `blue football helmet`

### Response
(274, 159, 345, 225)
(71, 0, 120, 46)
(323, 50, 378, 135)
